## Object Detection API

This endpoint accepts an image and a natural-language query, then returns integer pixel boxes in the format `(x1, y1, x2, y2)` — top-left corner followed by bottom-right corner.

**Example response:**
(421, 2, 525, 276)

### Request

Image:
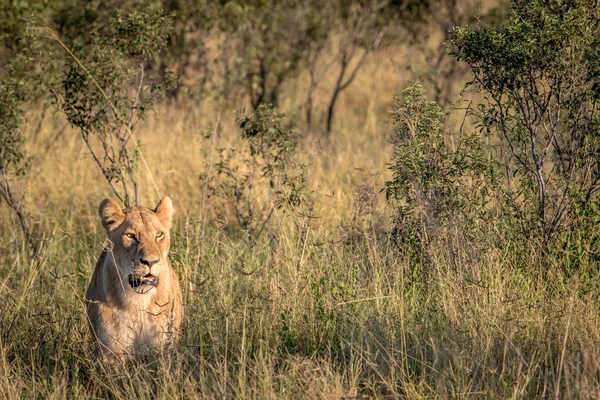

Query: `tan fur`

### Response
(86, 196, 183, 358)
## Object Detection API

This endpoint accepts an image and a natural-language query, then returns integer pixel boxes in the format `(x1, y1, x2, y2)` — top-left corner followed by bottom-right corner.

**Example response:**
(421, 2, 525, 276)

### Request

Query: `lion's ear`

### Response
(154, 196, 174, 230)
(99, 199, 125, 232)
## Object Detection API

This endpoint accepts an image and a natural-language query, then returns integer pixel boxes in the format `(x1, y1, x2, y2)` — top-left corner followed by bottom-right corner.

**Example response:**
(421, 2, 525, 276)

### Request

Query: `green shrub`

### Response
(205, 105, 310, 243)
(0, 53, 42, 254)
(450, 0, 600, 245)
(386, 82, 491, 260)
(38, 8, 175, 207)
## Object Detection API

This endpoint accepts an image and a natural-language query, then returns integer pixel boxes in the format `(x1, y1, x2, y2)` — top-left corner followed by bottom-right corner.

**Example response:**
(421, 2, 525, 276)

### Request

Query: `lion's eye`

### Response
(156, 231, 165, 240)
(126, 232, 136, 240)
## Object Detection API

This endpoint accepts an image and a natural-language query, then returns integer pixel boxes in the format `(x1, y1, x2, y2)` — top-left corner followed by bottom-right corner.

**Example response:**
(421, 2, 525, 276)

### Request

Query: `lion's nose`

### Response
(140, 257, 159, 268)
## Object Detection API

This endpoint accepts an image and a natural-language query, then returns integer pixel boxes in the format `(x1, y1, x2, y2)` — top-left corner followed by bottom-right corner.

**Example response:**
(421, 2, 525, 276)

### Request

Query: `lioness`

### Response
(86, 196, 183, 358)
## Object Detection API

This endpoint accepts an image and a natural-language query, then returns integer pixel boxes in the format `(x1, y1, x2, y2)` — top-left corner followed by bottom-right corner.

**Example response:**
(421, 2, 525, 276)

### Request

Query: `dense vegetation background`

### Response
(3, 0, 600, 398)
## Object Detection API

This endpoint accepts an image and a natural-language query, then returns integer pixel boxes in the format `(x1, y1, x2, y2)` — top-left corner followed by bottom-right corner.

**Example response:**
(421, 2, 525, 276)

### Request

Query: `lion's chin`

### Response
(128, 273, 158, 294)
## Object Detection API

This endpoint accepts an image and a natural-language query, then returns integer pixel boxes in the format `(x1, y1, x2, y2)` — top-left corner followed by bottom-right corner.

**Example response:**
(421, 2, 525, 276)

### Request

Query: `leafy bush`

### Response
(450, 0, 600, 244)
(205, 105, 310, 242)
(385, 82, 491, 259)
(0, 54, 38, 252)
(38, 8, 174, 207)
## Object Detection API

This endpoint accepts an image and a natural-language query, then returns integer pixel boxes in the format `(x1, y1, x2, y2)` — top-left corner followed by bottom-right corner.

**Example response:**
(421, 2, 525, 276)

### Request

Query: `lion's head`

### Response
(98, 196, 174, 295)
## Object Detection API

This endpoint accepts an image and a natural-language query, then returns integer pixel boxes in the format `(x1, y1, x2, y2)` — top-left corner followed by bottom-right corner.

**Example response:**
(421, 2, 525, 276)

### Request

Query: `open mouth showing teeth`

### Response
(128, 274, 158, 290)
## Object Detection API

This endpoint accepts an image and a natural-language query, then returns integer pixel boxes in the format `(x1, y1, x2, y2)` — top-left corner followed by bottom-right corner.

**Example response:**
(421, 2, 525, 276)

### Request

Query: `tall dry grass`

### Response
(1, 36, 600, 399)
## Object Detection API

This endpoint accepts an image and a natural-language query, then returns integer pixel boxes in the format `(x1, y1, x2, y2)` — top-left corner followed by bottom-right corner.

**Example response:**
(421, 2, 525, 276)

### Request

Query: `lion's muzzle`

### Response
(128, 273, 158, 292)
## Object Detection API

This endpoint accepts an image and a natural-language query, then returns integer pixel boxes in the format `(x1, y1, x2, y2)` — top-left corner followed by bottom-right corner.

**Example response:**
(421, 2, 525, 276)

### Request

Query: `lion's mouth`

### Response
(128, 273, 158, 290)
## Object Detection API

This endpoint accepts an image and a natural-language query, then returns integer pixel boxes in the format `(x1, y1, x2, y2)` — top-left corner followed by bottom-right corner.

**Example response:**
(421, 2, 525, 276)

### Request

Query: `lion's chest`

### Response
(99, 295, 176, 354)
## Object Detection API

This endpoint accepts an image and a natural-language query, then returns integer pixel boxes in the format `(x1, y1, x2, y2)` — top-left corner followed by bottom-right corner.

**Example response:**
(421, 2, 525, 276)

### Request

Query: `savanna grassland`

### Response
(3, 0, 600, 398)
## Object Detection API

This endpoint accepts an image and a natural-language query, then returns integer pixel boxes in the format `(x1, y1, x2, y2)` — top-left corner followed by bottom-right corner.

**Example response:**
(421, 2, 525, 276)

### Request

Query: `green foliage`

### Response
(238, 106, 307, 209)
(0, 53, 41, 251)
(0, 56, 33, 178)
(215, 0, 331, 109)
(108, 8, 170, 61)
(276, 310, 298, 355)
(52, 0, 166, 46)
(0, 0, 55, 62)
(451, 0, 600, 243)
(158, 0, 215, 99)
(386, 82, 491, 257)
(43, 8, 174, 207)
(52, 0, 114, 46)
(207, 105, 310, 242)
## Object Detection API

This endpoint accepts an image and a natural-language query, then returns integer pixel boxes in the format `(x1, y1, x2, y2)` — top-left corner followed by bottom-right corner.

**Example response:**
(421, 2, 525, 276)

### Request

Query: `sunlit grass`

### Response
(1, 42, 599, 398)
